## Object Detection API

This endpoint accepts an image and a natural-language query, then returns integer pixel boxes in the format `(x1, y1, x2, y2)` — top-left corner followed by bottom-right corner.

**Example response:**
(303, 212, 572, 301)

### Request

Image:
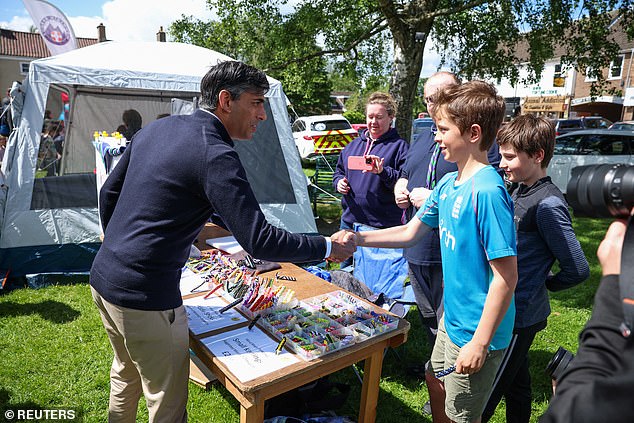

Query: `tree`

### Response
(171, 0, 634, 141)
(170, 0, 333, 116)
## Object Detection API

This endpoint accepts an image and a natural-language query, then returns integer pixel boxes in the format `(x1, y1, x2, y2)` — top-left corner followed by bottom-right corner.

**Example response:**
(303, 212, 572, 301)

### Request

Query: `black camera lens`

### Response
(567, 164, 634, 218)
(365, 157, 372, 164)
(545, 347, 575, 381)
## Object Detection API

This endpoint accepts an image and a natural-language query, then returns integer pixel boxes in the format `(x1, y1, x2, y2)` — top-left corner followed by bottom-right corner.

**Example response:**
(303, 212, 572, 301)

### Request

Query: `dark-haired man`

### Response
(90, 60, 355, 422)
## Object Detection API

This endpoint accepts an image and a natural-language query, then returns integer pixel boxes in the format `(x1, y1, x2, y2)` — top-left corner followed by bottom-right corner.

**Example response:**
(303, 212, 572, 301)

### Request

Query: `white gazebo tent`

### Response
(0, 41, 316, 277)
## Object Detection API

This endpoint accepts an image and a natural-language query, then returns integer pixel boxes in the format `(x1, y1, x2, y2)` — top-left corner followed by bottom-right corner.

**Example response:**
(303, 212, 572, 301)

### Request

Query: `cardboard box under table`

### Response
(184, 225, 410, 423)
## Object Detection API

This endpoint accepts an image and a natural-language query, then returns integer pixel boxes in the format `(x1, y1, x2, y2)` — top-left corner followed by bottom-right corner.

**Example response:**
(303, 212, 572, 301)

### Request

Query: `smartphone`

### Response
(348, 155, 373, 171)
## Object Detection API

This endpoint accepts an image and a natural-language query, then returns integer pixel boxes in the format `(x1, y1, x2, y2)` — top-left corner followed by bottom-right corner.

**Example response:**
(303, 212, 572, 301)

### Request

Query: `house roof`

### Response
(0, 28, 97, 58)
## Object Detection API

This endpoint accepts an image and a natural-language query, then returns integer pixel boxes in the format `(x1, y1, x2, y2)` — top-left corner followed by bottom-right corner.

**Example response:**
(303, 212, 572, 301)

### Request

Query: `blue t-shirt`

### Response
(417, 165, 516, 350)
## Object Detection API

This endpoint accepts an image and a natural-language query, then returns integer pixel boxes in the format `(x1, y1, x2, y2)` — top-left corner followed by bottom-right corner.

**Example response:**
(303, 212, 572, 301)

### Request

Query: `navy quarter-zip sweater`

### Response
(511, 176, 589, 328)
(90, 110, 327, 311)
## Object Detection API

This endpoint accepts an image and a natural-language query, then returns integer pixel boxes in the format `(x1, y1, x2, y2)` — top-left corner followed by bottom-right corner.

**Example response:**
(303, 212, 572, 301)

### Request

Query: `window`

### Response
(554, 133, 584, 155)
(585, 66, 598, 82)
(558, 120, 582, 130)
(609, 56, 624, 80)
(292, 120, 306, 132)
(20, 62, 30, 74)
(553, 64, 565, 87)
(579, 134, 629, 156)
(310, 120, 352, 131)
(585, 118, 611, 129)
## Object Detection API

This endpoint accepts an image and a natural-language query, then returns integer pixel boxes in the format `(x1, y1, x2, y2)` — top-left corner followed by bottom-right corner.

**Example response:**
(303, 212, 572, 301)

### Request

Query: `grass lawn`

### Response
(0, 217, 609, 422)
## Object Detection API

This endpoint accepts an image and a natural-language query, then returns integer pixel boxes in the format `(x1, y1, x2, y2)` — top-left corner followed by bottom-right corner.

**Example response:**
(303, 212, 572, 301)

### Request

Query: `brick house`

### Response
(491, 14, 633, 123)
(0, 28, 99, 98)
(570, 23, 634, 122)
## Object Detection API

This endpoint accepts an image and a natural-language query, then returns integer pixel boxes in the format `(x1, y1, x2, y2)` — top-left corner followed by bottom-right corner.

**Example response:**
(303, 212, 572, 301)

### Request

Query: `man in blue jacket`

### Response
(90, 60, 355, 423)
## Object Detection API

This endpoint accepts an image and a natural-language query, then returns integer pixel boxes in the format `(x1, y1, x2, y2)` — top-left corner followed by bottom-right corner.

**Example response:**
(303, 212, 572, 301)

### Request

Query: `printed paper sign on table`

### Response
(201, 326, 299, 382)
(184, 295, 247, 335)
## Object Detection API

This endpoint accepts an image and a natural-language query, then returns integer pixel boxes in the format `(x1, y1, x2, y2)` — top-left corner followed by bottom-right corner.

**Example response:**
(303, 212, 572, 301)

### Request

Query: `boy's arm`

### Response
(455, 255, 517, 374)
(537, 197, 590, 291)
(355, 217, 431, 249)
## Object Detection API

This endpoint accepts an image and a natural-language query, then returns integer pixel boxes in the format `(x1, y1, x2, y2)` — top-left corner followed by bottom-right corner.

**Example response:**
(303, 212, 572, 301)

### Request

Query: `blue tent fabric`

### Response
(352, 223, 409, 300)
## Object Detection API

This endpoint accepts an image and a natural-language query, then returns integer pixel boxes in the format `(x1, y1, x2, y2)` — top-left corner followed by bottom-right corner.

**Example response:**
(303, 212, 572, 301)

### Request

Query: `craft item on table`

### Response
(275, 336, 287, 355)
(248, 314, 262, 330)
(184, 295, 247, 335)
(230, 250, 282, 274)
(275, 272, 296, 281)
(185, 250, 218, 274)
(219, 297, 244, 314)
(203, 283, 223, 299)
(240, 277, 298, 318)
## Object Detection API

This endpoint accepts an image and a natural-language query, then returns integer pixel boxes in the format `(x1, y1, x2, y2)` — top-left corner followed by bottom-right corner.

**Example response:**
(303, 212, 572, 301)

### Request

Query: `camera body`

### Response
(545, 346, 575, 381)
(567, 164, 634, 218)
(348, 155, 373, 171)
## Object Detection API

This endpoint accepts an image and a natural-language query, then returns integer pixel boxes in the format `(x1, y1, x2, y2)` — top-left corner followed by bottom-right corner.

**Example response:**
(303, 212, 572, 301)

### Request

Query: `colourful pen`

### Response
(275, 337, 287, 355)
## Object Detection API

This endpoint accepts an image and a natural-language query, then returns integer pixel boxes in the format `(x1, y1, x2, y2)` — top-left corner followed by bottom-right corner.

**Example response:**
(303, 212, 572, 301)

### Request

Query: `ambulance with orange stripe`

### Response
(291, 114, 358, 161)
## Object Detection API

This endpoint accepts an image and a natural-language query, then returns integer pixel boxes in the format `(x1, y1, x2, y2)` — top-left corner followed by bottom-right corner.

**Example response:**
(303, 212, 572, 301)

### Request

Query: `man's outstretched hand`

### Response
(328, 230, 356, 262)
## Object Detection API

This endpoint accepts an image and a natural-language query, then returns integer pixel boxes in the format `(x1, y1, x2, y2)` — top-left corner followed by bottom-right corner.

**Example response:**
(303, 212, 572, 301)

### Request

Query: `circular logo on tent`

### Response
(39, 16, 71, 46)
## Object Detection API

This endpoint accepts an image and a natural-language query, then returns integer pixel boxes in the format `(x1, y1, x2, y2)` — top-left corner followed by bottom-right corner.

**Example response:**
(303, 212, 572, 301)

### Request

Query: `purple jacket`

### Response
(333, 127, 408, 228)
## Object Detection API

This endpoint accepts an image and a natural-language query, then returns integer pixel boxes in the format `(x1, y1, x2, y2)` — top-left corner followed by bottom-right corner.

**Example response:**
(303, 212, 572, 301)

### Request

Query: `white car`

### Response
(547, 129, 634, 194)
(291, 115, 357, 160)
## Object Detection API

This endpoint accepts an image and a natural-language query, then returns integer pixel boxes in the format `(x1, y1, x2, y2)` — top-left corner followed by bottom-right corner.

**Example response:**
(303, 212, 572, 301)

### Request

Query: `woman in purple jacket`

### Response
(334, 92, 408, 226)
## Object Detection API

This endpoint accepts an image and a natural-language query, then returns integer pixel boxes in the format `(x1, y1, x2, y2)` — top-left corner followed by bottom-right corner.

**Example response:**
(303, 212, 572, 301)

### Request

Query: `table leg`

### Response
(240, 399, 264, 423)
(358, 349, 384, 423)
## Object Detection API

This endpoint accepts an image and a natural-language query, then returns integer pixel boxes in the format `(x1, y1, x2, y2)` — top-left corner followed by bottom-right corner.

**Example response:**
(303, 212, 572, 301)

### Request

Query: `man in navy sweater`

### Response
(90, 61, 355, 423)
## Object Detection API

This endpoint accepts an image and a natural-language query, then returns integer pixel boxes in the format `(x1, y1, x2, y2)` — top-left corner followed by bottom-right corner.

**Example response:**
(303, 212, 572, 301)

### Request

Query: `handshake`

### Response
(327, 230, 357, 262)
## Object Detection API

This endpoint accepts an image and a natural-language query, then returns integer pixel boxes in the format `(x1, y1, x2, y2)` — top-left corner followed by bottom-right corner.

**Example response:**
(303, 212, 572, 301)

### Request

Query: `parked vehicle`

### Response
(411, 117, 434, 141)
(292, 114, 357, 160)
(609, 120, 634, 131)
(551, 116, 612, 136)
(351, 123, 368, 137)
(547, 129, 634, 193)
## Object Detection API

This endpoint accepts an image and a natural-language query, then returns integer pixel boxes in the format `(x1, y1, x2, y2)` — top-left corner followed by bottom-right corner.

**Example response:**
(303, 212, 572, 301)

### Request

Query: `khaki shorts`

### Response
(429, 317, 505, 423)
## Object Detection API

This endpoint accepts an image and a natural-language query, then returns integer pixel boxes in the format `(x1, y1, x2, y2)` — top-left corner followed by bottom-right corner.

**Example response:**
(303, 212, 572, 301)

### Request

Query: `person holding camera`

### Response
(540, 216, 634, 422)
(481, 115, 590, 423)
(333, 92, 409, 268)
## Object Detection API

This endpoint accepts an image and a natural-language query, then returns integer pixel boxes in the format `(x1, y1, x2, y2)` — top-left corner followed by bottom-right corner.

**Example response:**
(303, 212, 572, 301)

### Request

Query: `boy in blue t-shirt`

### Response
(355, 80, 517, 423)
(481, 115, 589, 423)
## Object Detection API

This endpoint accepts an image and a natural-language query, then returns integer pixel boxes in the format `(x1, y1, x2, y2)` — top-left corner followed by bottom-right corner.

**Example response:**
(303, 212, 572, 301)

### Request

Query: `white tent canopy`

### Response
(0, 41, 317, 277)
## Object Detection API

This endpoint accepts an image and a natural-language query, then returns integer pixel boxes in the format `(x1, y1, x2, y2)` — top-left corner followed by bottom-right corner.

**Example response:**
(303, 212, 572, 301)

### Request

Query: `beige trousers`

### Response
(91, 287, 189, 423)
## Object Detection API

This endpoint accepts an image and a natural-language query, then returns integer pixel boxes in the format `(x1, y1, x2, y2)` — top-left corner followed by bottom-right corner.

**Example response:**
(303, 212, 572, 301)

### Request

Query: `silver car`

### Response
(548, 129, 634, 194)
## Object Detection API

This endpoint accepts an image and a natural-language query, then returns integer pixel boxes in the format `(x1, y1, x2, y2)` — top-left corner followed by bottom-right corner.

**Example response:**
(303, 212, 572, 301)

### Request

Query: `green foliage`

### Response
(170, 0, 391, 116)
(432, 0, 633, 95)
(343, 110, 365, 123)
(170, 1, 333, 115)
(170, 1, 633, 141)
